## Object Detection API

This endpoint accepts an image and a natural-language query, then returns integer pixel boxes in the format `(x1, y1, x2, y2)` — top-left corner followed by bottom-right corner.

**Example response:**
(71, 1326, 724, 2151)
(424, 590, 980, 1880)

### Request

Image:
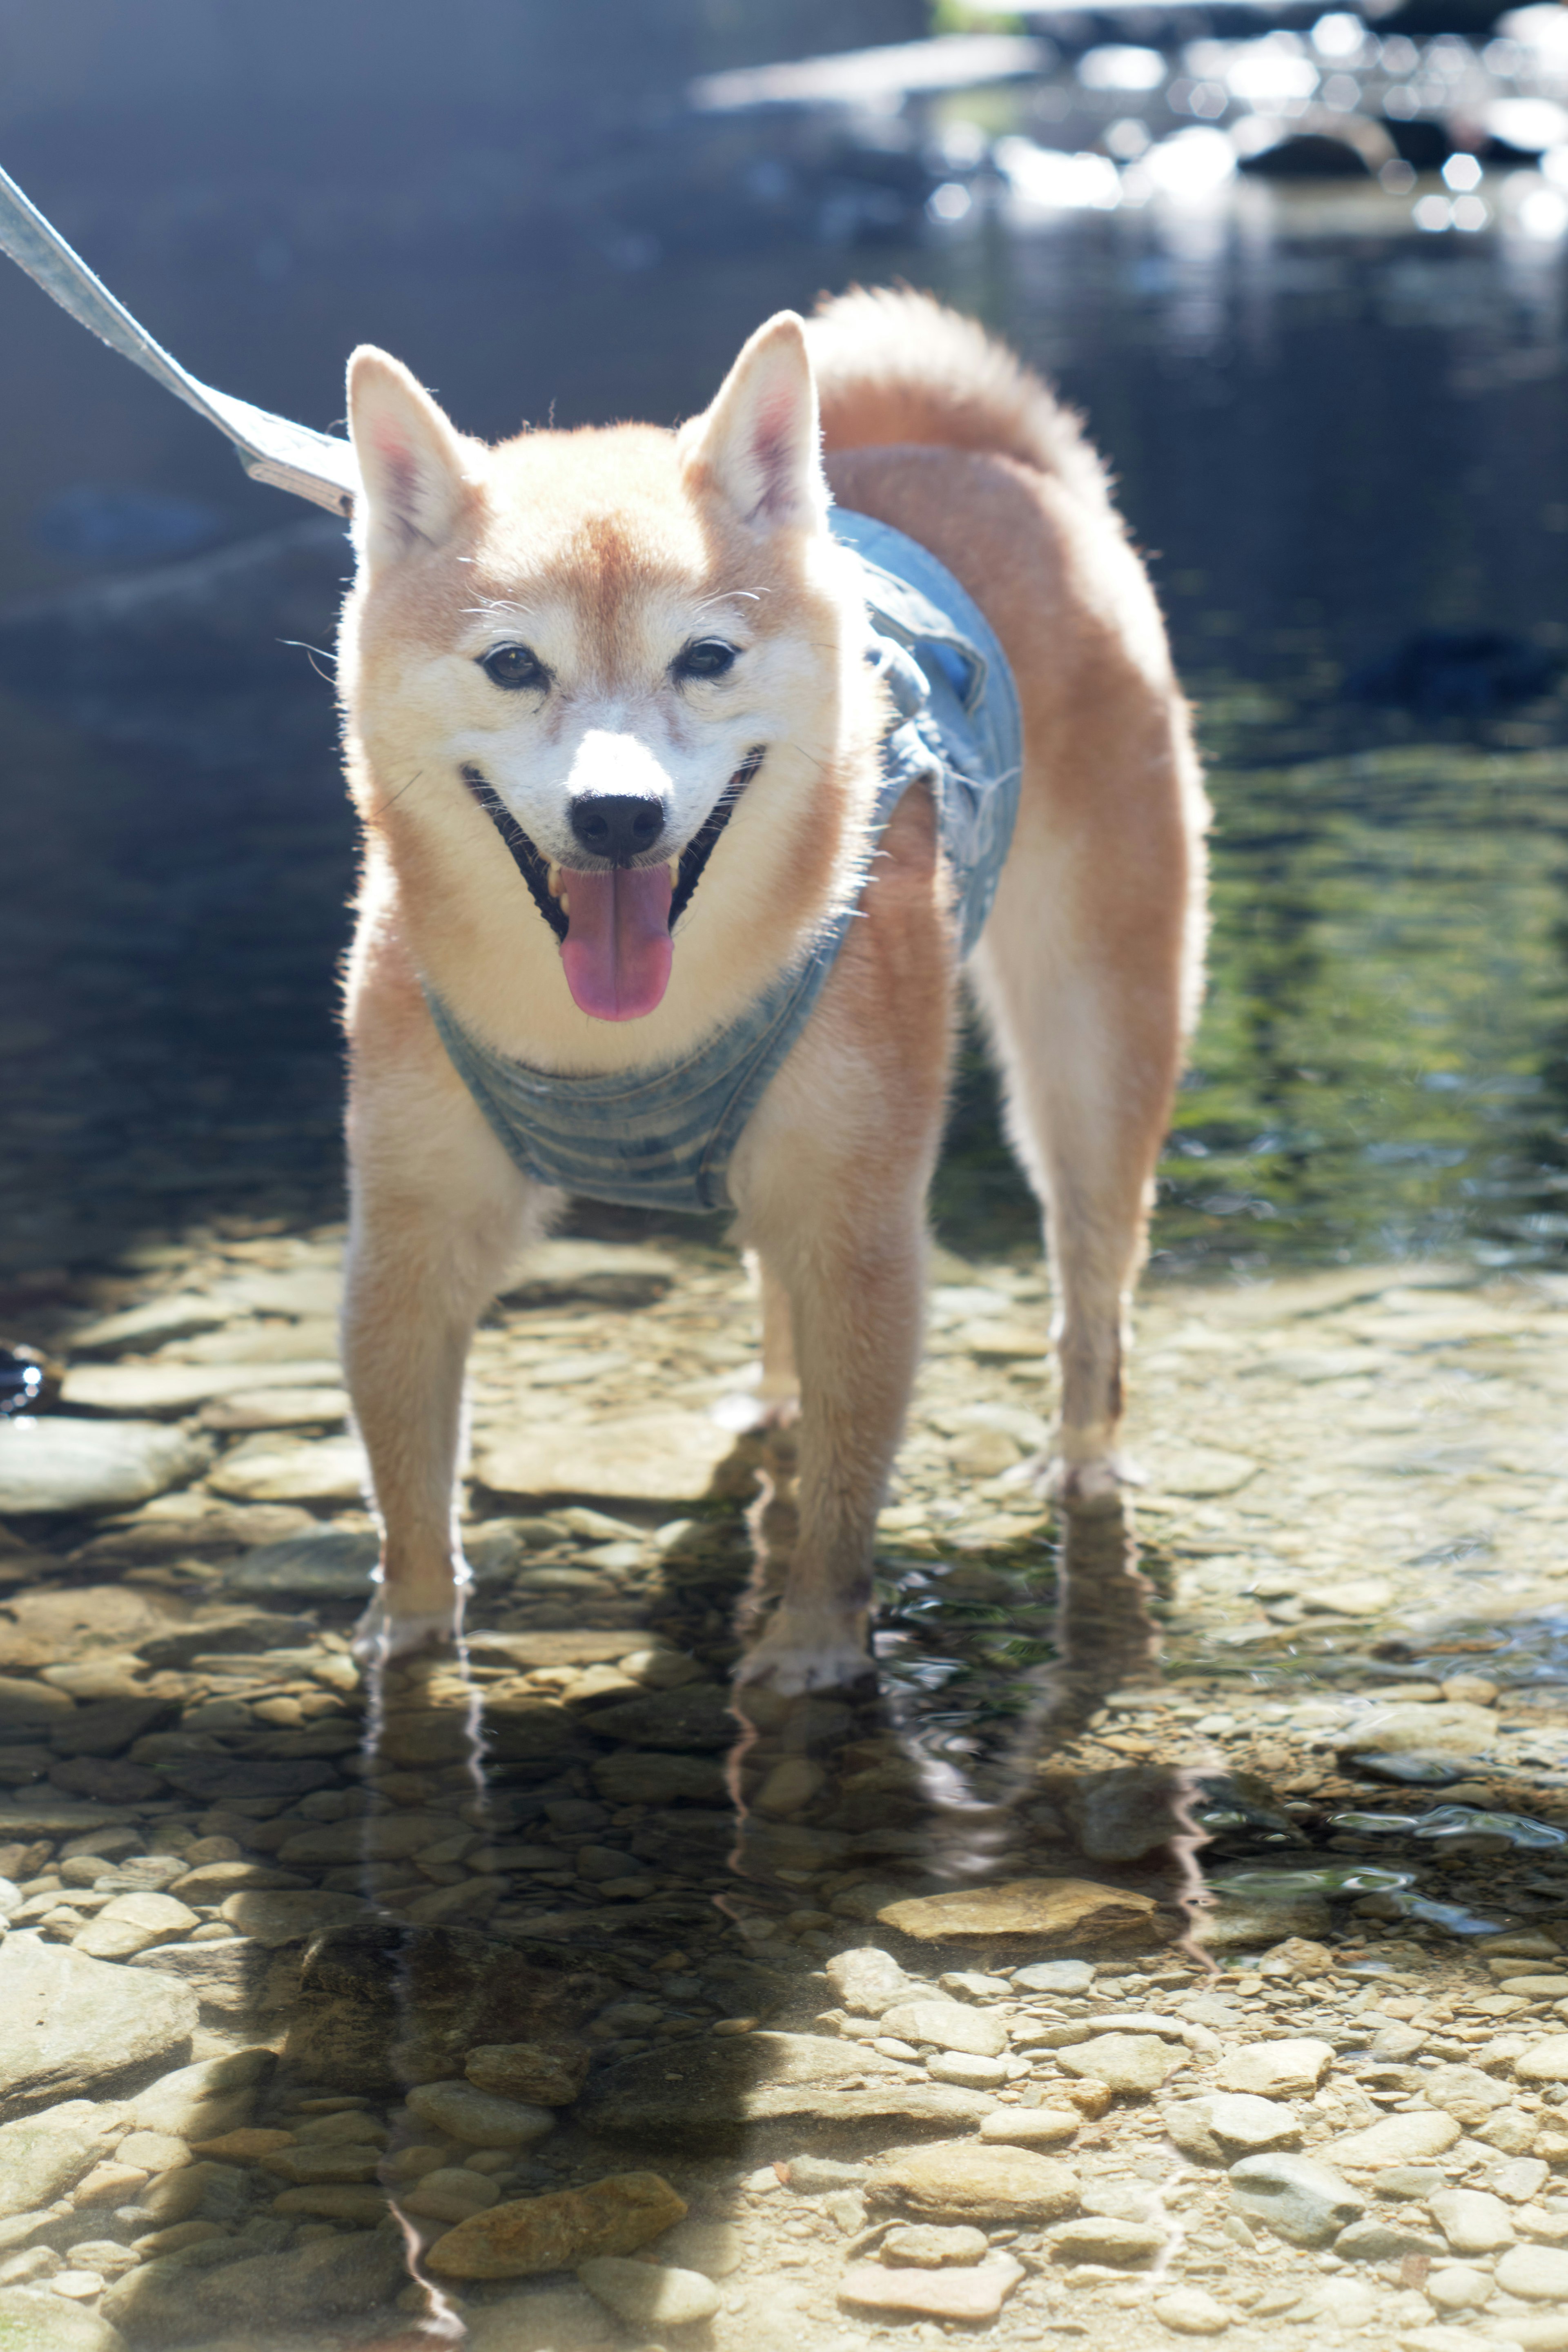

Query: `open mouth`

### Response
(460, 746, 762, 1022)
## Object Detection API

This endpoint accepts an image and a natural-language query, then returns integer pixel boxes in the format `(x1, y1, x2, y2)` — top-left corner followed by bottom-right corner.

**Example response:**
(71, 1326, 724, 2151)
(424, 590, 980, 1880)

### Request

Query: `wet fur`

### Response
(338, 287, 1207, 1686)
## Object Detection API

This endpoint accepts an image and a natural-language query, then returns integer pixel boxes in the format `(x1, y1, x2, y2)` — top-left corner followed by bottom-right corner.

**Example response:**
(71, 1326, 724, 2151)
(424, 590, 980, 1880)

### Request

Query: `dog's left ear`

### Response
(347, 346, 479, 576)
(680, 312, 827, 533)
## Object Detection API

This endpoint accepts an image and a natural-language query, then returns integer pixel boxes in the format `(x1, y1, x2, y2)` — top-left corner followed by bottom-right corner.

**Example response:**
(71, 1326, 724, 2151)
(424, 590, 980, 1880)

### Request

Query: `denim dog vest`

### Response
(423, 509, 1022, 1214)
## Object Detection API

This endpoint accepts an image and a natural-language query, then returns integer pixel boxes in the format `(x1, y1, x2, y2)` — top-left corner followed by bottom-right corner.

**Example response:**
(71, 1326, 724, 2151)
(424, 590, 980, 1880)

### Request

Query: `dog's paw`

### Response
(735, 1613, 874, 1694)
(350, 1591, 462, 1666)
(1036, 1450, 1142, 1513)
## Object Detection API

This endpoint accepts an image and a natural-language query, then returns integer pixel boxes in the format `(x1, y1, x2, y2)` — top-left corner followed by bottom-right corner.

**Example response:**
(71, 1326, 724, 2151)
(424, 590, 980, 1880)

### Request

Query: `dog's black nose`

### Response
(569, 793, 667, 864)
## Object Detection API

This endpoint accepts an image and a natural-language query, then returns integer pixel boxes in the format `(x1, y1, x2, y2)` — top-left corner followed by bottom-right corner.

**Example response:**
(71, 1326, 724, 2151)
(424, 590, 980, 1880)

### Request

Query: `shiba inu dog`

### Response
(337, 287, 1206, 1689)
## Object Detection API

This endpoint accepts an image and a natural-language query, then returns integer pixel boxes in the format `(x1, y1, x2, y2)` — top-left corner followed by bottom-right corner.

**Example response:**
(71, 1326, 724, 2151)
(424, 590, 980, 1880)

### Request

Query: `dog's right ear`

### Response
(347, 348, 477, 575)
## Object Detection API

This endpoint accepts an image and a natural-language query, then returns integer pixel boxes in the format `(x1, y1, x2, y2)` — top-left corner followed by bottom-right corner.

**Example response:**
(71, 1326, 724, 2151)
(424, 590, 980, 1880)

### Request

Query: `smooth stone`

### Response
(222, 1528, 379, 1600)
(867, 2140, 1079, 2225)
(1164, 2093, 1301, 2164)
(1056, 2033, 1178, 2094)
(880, 2001, 1008, 2059)
(200, 1388, 349, 1431)
(1427, 2263, 1495, 2310)
(573, 2033, 993, 2154)
(825, 1949, 911, 2017)
(72, 1893, 198, 1960)
(1344, 1702, 1499, 1756)
(1215, 2039, 1334, 2098)
(405, 2080, 556, 2147)
(1066, 1765, 1186, 1862)
(270, 2185, 390, 2224)
(1497, 2244, 1568, 2301)
(129, 2050, 274, 2140)
(1195, 1890, 1332, 1951)
(1012, 1960, 1096, 1995)
(1430, 2187, 1516, 2253)
(60, 1362, 339, 1415)
(401, 2167, 501, 2223)
(462, 2289, 617, 2352)
(1425, 2064, 1513, 2125)
(0, 1421, 210, 1515)
(1334, 2217, 1446, 2261)
(979, 2109, 1080, 2148)
(837, 2258, 1022, 2321)
(476, 1411, 739, 1505)
(876, 1878, 1158, 1944)
(126, 1937, 272, 2016)
(0, 1939, 196, 2118)
(1228, 2153, 1365, 2248)
(0, 2101, 125, 2219)
(882, 2224, 989, 2266)
(927, 2052, 1007, 2087)
(151, 1753, 338, 1800)
(1515, 2038, 1568, 2084)
(100, 2226, 405, 2339)
(217, 1891, 366, 1948)
(1331, 2112, 1462, 2167)
(466, 2042, 590, 2107)
(577, 2256, 722, 2328)
(206, 1436, 365, 1504)
(1049, 2216, 1168, 2265)
(1491, 2156, 1550, 2201)
(263, 2143, 381, 2185)
(0, 2287, 127, 2350)
(1286, 2275, 1376, 2326)
(425, 2172, 687, 2280)
(1152, 2286, 1231, 2335)
(67, 1296, 232, 1354)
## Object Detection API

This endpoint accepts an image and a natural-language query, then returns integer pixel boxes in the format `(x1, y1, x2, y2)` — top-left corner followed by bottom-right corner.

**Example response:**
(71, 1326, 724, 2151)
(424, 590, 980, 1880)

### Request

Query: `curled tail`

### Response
(805, 285, 1112, 514)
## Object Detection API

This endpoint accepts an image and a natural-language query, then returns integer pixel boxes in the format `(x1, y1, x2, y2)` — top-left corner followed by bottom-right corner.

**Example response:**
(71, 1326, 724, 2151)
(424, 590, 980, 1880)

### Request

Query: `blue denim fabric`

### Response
(423, 509, 1022, 1215)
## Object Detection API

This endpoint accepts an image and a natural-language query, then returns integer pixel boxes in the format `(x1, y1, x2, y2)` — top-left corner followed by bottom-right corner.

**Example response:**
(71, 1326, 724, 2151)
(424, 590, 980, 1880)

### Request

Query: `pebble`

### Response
(882, 2224, 988, 2266)
(1426, 2263, 1493, 2310)
(423, 2172, 687, 2279)
(1047, 2216, 1168, 2265)
(400, 2167, 501, 2222)
(1515, 2037, 1568, 2084)
(0, 1940, 196, 2114)
(465, 2040, 590, 2106)
(875, 1878, 1157, 1943)
(825, 1949, 911, 2017)
(1228, 2153, 1365, 2247)
(0, 1418, 210, 1514)
(1153, 2286, 1231, 2334)
(1165, 2092, 1302, 2163)
(1057, 2033, 1178, 2093)
(867, 2140, 1080, 2224)
(404, 2079, 556, 2147)
(1346, 1702, 1499, 1755)
(1429, 2185, 1515, 2253)
(836, 2258, 1023, 2321)
(1215, 2038, 1334, 2097)
(978, 2108, 1080, 2148)
(577, 2256, 722, 2328)
(476, 1410, 739, 1505)
(1497, 2243, 1568, 2300)
(1330, 2112, 1461, 2166)
(879, 2000, 1008, 2058)
(1012, 1960, 1096, 1995)
(72, 1892, 198, 1960)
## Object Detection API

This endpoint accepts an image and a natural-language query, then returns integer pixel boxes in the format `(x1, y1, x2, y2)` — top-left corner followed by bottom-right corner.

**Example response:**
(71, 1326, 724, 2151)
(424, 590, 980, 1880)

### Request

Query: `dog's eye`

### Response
(674, 639, 738, 683)
(480, 643, 549, 692)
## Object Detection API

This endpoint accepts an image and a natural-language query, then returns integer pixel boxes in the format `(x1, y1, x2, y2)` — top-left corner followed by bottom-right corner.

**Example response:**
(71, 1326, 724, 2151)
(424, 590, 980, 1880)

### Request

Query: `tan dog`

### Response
(337, 288, 1206, 1687)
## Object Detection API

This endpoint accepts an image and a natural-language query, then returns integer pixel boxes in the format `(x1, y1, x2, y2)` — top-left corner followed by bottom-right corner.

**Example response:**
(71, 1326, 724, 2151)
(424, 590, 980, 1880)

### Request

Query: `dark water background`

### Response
(2, 50, 1567, 1283)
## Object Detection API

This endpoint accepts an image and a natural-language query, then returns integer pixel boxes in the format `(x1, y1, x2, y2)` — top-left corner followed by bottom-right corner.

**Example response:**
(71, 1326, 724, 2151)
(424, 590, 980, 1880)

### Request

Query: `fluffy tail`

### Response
(805, 285, 1111, 512)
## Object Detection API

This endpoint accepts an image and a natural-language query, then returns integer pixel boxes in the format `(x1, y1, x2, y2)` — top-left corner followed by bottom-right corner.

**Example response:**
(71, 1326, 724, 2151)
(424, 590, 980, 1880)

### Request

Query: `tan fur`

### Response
(336, 290, 1206, 1684)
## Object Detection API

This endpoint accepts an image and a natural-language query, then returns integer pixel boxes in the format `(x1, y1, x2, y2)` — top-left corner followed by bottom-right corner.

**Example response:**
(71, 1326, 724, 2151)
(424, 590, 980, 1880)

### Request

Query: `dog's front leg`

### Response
(341, 1004, 543, 1664)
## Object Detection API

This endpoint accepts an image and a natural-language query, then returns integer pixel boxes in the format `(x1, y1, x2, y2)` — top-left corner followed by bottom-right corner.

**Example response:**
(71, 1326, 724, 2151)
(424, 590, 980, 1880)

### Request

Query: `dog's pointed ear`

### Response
(680, 312, 827, 532)
(347, 347, 477, 574)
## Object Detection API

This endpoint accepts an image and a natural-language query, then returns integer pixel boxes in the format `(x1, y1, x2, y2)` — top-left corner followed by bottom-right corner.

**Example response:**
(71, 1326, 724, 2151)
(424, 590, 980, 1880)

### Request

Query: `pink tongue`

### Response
(559, 865, 674, 1021)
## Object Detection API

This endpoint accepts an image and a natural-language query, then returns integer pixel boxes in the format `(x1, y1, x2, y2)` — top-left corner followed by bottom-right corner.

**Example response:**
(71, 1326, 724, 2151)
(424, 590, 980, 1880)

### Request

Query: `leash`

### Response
(0, 162, 359, 517)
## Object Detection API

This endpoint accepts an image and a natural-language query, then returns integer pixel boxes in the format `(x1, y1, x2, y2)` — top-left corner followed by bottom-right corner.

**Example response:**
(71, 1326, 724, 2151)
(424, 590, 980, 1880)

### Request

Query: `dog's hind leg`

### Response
(342, 981, 545, 1664)
(968, 744, 1201, 1505)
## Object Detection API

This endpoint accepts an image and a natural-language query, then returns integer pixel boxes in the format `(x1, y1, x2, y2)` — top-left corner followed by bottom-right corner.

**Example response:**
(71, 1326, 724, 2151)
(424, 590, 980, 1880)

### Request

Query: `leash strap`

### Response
(0, 162, 359, 516)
